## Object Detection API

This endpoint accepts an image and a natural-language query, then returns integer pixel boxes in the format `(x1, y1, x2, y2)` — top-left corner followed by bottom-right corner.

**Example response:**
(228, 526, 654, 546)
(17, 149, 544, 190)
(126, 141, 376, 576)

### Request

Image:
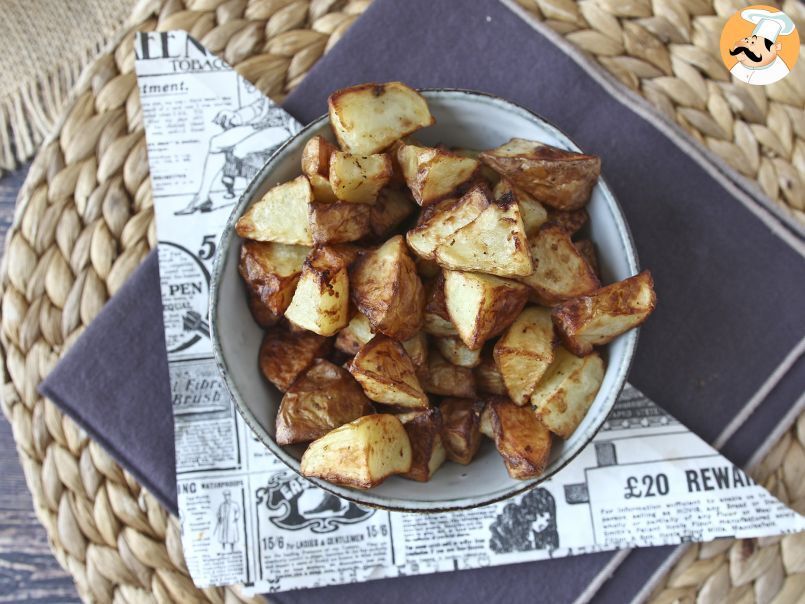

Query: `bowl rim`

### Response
(210, 88, 640, 513)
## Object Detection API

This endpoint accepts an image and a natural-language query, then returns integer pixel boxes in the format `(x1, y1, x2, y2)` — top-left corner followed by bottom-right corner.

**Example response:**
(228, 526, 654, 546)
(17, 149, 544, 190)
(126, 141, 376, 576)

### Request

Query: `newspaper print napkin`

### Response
(133, 31, 804, 593)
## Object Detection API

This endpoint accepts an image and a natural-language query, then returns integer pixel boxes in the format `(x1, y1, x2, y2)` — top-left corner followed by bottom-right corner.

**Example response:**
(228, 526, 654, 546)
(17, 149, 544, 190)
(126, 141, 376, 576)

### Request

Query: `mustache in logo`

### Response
(729, 46, 763, 62)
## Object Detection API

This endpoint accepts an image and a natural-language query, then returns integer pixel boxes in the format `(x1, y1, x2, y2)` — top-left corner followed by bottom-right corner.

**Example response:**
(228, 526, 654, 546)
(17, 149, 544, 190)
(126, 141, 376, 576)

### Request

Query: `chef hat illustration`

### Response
(741, 8, 796, 43)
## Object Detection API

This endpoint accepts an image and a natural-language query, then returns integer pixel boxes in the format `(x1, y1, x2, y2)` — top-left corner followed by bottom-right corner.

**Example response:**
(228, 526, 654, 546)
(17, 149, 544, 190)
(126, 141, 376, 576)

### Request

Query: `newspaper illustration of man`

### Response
(176, 82, 294, 215)
(213, 491, 241, 552)
(489, 488, 559, 553)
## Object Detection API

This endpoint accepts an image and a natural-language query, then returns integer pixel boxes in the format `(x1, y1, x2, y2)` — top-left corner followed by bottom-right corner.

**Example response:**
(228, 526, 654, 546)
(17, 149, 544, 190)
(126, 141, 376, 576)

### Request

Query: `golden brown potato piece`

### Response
(335, 313, 427, 367)
(308, 199, 371, 244)
(350, 235, 425, 340)
(236, 176, 314, 245)
(308, 173, 339, 203)
(574, 240, 599, 278)
(480, 138, 601, 211)
(518, 224, 600, 305)
(329, 151, 392, 204)
(531, 347, 604, 438)
(475, 350, 507, 396)
(406, 184, 490, 260)
(433, 189, 533, 277)
(398, 409, 446, 481)
(348, 335, 429, 409)
(239, 241, 309, 325)
(433, 336, 482, 368)
(302, 135, 337, 178)
(493, 180, 547, 238)
(418, 349, 476, 398)
(548, 207, 588, 235)
(246, 293, 280, 327)
(285, 246, 350, 336)
(485, 398, 552, 479)
(259, 328, 332, 391)
(328, 82, 434, 155)
(443, 270, 530, 350)
(423, 274, 458, 336)
(552, 270, 656, 356)
(275, 359, 373, 445)
(370, 188, 416, 239)
(493, 307, 555, 405)
(397, 143, 479, 206)
(300, 414, 412, 488)
(439, 398, 484, 465)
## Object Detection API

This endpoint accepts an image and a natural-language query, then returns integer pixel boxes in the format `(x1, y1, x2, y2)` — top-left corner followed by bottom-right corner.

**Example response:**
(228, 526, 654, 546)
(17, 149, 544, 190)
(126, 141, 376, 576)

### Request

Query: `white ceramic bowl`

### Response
(211, 89, 639, 513)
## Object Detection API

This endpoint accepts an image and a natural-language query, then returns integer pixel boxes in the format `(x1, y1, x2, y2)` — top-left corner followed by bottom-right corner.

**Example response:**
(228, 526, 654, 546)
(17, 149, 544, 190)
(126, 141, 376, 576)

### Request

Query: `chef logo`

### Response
(256, 472, 373, 533)
(719, 6, 799, 86)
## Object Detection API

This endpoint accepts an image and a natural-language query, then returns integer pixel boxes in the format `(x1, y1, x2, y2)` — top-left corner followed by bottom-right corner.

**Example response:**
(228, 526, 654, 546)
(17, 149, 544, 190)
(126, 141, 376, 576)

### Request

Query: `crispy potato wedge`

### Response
(531, 347, 604, 438)
(552, 270, 656, 355)
(406, 184, 490, 260)
(439, 398, 484, 465)
(493, 307, 556, 405)
(443, 270, 530, 350)
(350, 235, 425, 340)
(300, 414, 412, 488)
(518, 224, 600, 305)
(236, 175, 314, 245)
(328, 82, 434, 155)
(493, 180, 548, 238)
(423, 274, 458, 336)
(285, 246, 350, 336)
(329, 151, 392, 204)
(574, 240, 599, 277)
(480, 138, 601, 211)
(485, 398, 552, 479)
(335, 313, 427, 366)
(302, 135, 337, 178)
(239, 241, 309, 325)
(259, 328, 332, 391)
(398, 409, 446, 481)
(475, 350, 507, 396)
(433, 190, 533, 277)
(308, 173, 339, 203)
(548, 207, 588, 235)
(370, 188, 416, 239)
(275, 359, 373, 445)
(348, 335, 429, 409)
(308, 199, 371, 244)
(418, 349, 476, 398)
(397, 143, 479, 206)
(433, 336, 482, 368)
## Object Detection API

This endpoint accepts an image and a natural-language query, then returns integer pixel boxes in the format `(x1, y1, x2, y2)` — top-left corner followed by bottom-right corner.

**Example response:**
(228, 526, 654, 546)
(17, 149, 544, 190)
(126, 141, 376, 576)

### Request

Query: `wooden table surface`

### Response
(0, 166, 80, 602)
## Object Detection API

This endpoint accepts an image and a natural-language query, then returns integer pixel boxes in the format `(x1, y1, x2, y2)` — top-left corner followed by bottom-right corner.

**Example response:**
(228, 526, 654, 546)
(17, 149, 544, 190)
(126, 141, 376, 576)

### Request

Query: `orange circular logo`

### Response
(719, 5, 799, 86)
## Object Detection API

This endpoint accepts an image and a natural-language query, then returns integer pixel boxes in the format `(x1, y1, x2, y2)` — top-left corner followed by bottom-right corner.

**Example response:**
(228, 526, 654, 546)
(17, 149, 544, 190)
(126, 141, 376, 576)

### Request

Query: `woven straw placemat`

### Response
(0, 0, 802, 602)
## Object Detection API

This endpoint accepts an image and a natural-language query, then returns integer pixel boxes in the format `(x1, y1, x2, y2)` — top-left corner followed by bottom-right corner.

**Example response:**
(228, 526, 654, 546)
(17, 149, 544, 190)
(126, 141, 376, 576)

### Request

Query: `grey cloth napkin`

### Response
(40, 0, 805, 602)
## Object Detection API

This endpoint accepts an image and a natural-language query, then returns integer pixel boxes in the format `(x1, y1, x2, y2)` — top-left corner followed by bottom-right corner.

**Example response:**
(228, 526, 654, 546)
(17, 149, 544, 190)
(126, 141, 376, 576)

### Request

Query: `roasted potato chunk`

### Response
(548, 207, 588, 235)
(335, 313, 427, 366)
(475, 350, 507, 396)
(518, 224, 600, 305)
(398, 409, 446, 481)
(285, 246, 350, 336)
(443, 270, 530, 350)
(302, 135, 337, 178)
(308, 173, 339, 203)
(552, 270, 656, 355)
(433, 336, 482, 368)
(308, 199, 371, 244)
(370, 188, 416, 239)
(275, 359, 373, 444)
(493, 180, 547, 238)
(439, 398, 484, 465)
(300, 414, 412, 488)
(348, 335, 429, 409)
(397, 143, 479, 206)
(406, 184, 490, 260)
(493, 307, 555, 405)
(574, 240, 599, 277)
(328, 82, 434, 155)
(423, 274, 458, 336)
(350, 235, 425, 340)
(236, 176, 313, 245)
(480, 138, 601, 211)
(259, 328, 331, 391)
(239, 241, 309, 326)
(329, 151, 392, 204)
(418, 349, 476, 398)
(433, 189, 533, 277)
(485, 398, 552, 479)
(532, 347, 604, 438)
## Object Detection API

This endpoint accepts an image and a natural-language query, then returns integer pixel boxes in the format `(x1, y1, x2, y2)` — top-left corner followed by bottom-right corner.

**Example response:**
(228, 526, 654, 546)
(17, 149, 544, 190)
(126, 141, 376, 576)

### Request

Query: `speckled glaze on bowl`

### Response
(210, 89, 639, 513)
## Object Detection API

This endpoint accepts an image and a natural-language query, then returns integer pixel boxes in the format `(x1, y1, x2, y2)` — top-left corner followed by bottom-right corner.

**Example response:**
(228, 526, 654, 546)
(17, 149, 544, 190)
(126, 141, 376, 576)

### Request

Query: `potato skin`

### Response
(399, 408, 445, 481)
(302, 135, 337, 178)
(418, 349, 476, 398)
(308, 200, 372, 244)
(259, 328, 332, 392)
(239, 241, 307, 321)
(275, 359, 373, 445)
(370, 188, 416, 240)
(439, 398, 484, 465)
(547, 208, 588, 235)
(485, 398, 552, 479)
(475, 350, 507, 396)
(423, 274, 458, 336)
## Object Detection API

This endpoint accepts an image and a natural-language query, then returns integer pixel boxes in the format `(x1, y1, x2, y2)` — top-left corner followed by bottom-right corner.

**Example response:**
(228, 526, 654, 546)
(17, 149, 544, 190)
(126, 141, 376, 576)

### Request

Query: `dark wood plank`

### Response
(0, 164, 80, 602)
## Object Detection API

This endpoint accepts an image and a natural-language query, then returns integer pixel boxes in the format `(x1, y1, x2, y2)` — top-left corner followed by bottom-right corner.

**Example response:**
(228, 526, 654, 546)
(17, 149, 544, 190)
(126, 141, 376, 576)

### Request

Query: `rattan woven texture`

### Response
(0, 0, 802, 602)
